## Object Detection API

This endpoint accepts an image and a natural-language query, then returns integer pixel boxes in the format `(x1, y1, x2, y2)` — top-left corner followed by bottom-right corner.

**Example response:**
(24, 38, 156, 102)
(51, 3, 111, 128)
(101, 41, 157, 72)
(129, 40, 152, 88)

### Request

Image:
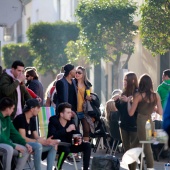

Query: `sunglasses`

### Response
(76, 71, 82, 75)
(26, 75, 30, 77)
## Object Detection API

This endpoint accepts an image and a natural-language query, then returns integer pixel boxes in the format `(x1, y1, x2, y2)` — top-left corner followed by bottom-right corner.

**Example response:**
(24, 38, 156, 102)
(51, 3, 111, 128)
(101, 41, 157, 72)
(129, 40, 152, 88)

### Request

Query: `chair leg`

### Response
(93, 137, 101, 153)
(113, 140, 120, 156)
(110, 140, 116, 155)
(72, 153, 78, 170)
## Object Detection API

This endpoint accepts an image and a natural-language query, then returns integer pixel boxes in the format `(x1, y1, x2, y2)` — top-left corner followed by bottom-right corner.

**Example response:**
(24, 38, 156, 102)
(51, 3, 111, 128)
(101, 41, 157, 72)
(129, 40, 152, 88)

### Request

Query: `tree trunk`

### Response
(112, 54, 121, 89)
(122, 53, 131, 69)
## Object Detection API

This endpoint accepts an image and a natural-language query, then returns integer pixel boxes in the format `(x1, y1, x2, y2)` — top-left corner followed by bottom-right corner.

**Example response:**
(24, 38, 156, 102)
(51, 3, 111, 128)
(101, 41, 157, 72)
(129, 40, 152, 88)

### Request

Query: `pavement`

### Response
(26, 147, 169, 170)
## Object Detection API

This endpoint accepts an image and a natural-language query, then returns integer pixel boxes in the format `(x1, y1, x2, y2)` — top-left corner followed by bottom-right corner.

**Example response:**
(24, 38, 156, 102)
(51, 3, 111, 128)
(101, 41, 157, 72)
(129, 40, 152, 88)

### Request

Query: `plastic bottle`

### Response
(145, 120, 151, 140)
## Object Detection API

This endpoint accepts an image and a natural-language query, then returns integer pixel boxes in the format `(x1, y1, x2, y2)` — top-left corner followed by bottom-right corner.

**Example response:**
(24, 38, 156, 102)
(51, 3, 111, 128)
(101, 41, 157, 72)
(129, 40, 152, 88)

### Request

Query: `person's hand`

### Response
(46, 136, 60, 146)
(71, 111, 76, 118)
(17, 73, 26, 82)
(36, 97, 42, 103)
(112, 94, 120, 101)
(86, 95, 92, 101)
(15, 145, 25, 153)
(25, 144, 32, 153)
(66, 124, 76, 132)
(121, 95, 132, 102)
(127, 96, 133, 102)
(37, 137, 48, 146)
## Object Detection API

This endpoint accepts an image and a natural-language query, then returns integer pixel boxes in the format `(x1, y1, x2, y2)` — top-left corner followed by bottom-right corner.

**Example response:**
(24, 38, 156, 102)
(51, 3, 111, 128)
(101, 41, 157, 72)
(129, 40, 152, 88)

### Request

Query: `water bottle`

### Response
(145, 120, 151, 140)
(18, 152, 22, 158)
(164, 163, 170, 170)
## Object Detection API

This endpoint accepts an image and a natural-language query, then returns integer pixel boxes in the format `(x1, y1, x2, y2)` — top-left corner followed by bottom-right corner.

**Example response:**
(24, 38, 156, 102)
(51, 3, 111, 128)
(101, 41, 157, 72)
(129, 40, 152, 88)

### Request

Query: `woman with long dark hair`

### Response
(128, 74, 162, 169)
(115, 72, 138, 170)
(75, 66, 92, 142)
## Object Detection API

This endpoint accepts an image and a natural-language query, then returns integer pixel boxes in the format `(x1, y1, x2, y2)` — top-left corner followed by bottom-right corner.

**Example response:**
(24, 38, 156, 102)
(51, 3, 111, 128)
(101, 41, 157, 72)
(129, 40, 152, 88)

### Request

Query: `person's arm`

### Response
(46, 97, 51, 107)
(56, 80, 65, 103)
(156, 93, 163, 115)
(26, 87, 37, 98)
(45, 91, 51, 106)
(22, 85, 32, 100)
(9, 121, 27, 147)
(19, 128, 37, 142)
(0, 75, 20, 96)
(128, 93, 140, 116)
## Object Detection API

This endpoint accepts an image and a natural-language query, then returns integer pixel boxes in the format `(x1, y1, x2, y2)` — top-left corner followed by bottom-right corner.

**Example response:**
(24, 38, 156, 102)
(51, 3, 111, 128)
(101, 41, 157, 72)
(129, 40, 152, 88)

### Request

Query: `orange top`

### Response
(77, 86, 85, 112)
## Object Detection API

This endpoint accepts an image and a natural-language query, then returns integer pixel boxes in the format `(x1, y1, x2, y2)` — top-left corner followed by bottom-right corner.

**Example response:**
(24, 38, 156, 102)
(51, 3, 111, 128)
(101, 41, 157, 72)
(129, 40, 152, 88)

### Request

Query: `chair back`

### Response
(109, 111, 121, 140)
(38, 107, 55, 137)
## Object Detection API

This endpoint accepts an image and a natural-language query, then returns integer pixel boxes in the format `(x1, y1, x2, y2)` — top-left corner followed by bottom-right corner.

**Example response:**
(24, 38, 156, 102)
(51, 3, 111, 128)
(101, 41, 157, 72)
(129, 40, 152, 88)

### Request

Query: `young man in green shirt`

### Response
(0, 97, 32, 170)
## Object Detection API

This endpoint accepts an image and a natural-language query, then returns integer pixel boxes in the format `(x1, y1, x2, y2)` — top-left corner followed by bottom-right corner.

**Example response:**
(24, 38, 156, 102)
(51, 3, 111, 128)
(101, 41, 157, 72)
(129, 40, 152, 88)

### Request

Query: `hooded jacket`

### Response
(0, 71, 31, 119)
(0, 112, 26, 148)
(157, 79, 170, 108)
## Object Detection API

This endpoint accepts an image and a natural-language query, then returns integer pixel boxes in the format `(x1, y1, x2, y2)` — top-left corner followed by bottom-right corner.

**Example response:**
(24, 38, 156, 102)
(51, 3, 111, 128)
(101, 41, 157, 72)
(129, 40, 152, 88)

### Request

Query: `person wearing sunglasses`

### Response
(75, 66, 92, 142)
(25, 67, 44, 106)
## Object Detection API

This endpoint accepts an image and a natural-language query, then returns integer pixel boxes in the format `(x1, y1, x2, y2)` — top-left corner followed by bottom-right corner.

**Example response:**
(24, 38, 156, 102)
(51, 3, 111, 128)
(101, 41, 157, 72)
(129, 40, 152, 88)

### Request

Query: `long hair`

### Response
(122, 72, 138, 97)
(26, 68, 39, 80)
(76, 66, 92, 88)
(138, 74, 156, 103)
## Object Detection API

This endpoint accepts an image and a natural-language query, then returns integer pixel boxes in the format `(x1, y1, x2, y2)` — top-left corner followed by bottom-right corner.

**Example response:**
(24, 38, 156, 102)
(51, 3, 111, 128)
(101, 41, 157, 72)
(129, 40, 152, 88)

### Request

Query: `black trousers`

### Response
(57, 142, 91, 170)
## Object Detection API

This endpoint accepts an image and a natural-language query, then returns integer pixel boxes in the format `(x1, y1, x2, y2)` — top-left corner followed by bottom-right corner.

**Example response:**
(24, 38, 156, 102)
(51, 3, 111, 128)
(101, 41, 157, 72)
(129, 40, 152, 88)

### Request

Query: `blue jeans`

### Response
(77, 112, 85, 120)
(28, 142, 56, 170)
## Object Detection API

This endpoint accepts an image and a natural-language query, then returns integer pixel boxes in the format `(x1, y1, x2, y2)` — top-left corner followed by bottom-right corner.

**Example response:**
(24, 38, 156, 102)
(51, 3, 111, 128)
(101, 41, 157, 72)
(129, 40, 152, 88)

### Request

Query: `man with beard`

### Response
(25, 67, 44, 106)
(0, 60, 31, 119)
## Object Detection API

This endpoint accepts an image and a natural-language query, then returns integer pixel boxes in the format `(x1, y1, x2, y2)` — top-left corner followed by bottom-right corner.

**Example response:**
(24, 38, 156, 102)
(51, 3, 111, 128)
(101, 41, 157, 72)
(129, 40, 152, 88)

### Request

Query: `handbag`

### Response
(83, 93, 101, 118)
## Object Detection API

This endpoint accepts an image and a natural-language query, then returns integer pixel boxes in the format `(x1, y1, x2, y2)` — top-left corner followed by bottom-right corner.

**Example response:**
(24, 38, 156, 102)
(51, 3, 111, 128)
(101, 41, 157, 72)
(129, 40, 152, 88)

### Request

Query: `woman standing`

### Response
(128, 74, 162, 169)
(115, 72, 138, 170)
(75, 66, 92, 142)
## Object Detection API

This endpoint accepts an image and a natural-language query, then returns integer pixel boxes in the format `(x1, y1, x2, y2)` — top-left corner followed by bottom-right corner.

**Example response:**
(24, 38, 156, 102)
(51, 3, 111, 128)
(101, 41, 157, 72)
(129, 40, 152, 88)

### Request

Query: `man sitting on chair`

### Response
(48, 102, 91, 170)
(13, 99, 59, 170)
(0, 97, 32, 170)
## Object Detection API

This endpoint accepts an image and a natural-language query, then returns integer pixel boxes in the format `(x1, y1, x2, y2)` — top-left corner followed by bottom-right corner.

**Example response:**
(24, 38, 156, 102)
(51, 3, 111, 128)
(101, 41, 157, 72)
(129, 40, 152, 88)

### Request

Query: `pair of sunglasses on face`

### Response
(76, 71, 82, 75)
(26, 75, 30, 77)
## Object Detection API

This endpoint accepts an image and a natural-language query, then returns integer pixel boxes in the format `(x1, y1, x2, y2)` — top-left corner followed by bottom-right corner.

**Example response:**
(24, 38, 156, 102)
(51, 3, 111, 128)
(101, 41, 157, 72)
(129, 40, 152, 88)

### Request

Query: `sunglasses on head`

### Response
(76, 71, 82, 75)
(26, 75, 30, 77)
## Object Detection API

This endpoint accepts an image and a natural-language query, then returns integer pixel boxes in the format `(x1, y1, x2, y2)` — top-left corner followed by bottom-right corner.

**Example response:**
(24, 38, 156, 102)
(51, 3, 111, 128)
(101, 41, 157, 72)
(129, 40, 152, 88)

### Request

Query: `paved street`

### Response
(27, 147, 168, 170)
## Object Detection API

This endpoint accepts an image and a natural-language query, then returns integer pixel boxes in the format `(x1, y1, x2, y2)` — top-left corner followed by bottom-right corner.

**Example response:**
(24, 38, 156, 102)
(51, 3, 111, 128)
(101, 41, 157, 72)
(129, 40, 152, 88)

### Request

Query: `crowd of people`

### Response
(104, 70, 170, 170)
(0, 59, 169, 170)
(0, 61, 94, 170)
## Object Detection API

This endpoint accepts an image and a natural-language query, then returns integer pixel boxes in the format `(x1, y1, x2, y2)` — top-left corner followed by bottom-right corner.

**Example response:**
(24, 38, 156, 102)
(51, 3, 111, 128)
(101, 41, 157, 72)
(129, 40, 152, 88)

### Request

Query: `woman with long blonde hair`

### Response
(75, 66, 92, 142)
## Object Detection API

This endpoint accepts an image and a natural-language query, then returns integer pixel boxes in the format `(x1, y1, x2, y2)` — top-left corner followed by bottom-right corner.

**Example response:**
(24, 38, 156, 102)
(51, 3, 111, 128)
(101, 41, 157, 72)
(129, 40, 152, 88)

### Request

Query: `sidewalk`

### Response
(37, 148, 168, 170)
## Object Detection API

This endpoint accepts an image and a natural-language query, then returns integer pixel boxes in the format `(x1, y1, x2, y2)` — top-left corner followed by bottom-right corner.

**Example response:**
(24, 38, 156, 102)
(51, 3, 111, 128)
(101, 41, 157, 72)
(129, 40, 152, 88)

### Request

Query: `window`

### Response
(3, 26, 14, 42)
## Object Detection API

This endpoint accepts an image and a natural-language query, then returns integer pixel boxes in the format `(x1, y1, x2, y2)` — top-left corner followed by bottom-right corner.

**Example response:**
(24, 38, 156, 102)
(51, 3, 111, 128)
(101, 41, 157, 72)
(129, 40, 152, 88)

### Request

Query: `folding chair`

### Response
(37, 107, 78, 170)
(0, 151, 34, 170)
(91, 117, 111, 153)
(38, 106, 55, 137)
(109, 111, 122, 155)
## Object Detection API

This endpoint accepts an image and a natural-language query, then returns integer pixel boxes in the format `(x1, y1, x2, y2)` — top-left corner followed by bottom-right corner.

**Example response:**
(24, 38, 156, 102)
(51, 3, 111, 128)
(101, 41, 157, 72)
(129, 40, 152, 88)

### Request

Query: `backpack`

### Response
(91, 155, 120, 170)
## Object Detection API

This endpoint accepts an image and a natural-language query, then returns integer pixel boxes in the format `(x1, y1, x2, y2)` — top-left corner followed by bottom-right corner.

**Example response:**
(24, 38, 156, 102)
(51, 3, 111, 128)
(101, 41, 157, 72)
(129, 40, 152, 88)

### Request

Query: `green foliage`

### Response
(27, 21, 79, 76)
(76, 0, 138, 63)
(65, 40, 90, 67)
(140, 0, 170, 56)
(2, 43, 35, 68)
